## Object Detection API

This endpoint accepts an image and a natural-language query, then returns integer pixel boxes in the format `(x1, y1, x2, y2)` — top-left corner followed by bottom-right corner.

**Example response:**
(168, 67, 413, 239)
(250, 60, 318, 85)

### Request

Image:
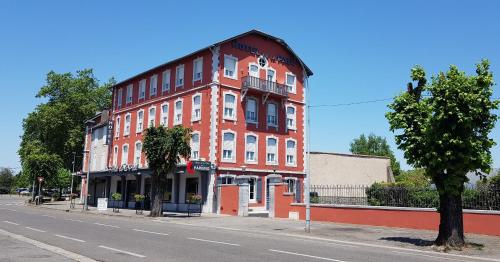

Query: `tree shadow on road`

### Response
(379, 237, 434, 247)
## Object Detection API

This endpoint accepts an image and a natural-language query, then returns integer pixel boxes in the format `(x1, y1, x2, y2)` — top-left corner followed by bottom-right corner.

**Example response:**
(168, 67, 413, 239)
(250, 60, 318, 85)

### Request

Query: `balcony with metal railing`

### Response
(241, 76, 288, 98)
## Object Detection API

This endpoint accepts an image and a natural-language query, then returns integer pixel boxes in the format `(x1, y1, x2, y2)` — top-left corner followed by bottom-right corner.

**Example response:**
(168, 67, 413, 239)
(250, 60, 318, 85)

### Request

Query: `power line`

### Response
(309, 97, 500, 109)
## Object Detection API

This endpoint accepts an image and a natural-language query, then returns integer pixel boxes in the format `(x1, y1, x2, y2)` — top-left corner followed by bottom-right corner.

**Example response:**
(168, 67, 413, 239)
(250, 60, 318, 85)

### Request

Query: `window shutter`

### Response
(295, 179, 302, 203)
(256, 177, 262, 202)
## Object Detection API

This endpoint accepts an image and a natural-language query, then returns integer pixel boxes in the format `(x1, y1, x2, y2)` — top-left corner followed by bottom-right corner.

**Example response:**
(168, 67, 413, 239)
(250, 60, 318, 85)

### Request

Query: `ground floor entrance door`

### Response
(185, 177, 199, 203)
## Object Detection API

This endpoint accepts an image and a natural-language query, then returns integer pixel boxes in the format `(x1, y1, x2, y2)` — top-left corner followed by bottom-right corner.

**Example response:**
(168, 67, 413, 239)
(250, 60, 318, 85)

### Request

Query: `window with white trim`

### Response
(267, 102, 278, 127)
(124, 114, 131, 136)
(266, 68, 276, 82)
(266, 137, 278, 164)
(113, 146, 118, 167)
(220, 175, 235, 185)
(162, 70, 170, 93)
(193, 58, 203, 82)
(117, 89, 123, 108)
(223, 55, 238, 79)
(191, 133, 200, 160)
(285, 72, 296, 93)
(286, 106, 296, 130)
(223, 93, 236, 120)
(150, 74, 158, 97)
(286, 140, 297, 166)
(160, 103, 169, 126)
(126, 84, 133, 104)
(245, 134, 257, 163)
(134, 141, 142, 167)
(246, 97, 257, 123)
(136, 110, 144, 133)
(191, 94, 201, 122)
(174, 100, 183, 125)
(121, 144, 129, 166)
(222, 132, 235, 162)
(176, 64, 184, 88)
(249, 63, 259, 78)
(139, 79, 146, 99)
(114, 117, 121, 138)
(249, 177, 257, 202)
(148, 107, 156, 128)
(285, 177, 296, 193)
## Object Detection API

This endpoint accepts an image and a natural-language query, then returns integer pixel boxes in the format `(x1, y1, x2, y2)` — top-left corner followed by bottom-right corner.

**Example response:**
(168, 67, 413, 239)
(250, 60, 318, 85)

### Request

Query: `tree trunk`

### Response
(149, 173, 166, 217)
(435, 190, 465, 247)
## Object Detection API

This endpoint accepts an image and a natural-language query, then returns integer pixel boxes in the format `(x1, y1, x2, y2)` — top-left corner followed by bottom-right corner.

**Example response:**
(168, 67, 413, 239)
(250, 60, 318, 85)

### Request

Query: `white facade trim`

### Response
(221, 129, 237, 163)
(244, 132, 259, 165)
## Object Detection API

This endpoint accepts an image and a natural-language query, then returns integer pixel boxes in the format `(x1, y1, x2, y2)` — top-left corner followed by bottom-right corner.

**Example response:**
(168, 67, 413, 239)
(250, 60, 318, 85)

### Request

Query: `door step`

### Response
(248, 208, 269, 217)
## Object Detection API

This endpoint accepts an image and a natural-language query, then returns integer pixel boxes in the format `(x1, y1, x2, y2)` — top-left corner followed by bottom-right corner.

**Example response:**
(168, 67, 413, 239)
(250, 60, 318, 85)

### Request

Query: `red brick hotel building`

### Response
(82, 30, 312, 214)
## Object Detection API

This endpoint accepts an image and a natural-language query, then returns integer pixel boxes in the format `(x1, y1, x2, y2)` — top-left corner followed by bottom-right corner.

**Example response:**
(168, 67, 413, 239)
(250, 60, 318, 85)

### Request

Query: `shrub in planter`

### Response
(111, 192, 122, 213)
(188, 194, 202, 204)
(134, 194, 145, 202)
(134, 194, 145, 214)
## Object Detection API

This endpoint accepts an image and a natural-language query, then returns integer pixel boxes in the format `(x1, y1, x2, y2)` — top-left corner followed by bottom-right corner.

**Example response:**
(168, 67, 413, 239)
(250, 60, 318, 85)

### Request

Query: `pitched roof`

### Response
(113, 29, 313, 89)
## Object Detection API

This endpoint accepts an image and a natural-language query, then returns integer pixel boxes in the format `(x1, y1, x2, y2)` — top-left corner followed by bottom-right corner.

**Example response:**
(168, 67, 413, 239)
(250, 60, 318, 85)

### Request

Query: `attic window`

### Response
(258, 56, 267, 67)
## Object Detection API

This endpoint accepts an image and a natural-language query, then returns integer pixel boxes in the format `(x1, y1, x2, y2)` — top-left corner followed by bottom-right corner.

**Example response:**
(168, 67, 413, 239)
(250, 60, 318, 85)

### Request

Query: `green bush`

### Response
(111, 192, 122, 201)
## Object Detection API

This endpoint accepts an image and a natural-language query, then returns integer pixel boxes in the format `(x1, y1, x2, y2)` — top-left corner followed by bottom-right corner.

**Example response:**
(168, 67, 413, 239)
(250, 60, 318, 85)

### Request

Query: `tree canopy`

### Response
(350, 133, 401, 176)
(386, 60, 499, 247)
(19, 69, 114, 189)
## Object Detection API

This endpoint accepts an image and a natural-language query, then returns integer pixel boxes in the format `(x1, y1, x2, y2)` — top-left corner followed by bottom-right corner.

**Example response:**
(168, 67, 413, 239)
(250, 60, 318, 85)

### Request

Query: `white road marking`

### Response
(3, 220, 20, 225)
(98, 245, 146, 258)
(6, 209, 18, 212)
(187, 237, 240, 246)
(25, 226, 46, 233)
(133, 229, 169, 236)
(65, 218, 83, 223)
(54, 234, 86, 243)
(42, 215, 56, 218)
(94, 222, 120, 228)
(269, 249, 347, 262)
(392, 250, 470, 262)
(0, 229, 96, 262)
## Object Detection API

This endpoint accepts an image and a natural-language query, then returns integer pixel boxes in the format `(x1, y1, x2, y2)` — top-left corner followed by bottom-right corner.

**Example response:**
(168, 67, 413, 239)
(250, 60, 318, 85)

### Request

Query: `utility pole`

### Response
(69, 152, 76, 208)
(304, 76, 311, 233)
(83, 120, 95, 211)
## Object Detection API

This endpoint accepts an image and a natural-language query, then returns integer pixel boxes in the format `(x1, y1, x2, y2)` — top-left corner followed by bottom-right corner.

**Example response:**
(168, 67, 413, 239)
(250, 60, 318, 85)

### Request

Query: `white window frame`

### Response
(266, 67, 276, 82)
(174, 98, 183, 125)
(134, 141, 142, 167)
(150, 74, 158, 97)
(248, 62, 260, 78)
(266, 136, 278, 165)
(126, 84, 133, 104)
(124, 113, 131, 136)
(112, 146, 118, 167)
(117, 89, 123, 108)
(193, 57, 203, 82)
(175, 64, 184, 89)
(139, 79, 146, 100)
(220, 174, 236, 185)
(191, 131, 200, 160)
(286, 104, 297, 130)
(285, 72, 296, 94)
(266, 101, 278, 128)
(191, 93, 202, 122)
(136, 109, 144, 133)
(245, 133, 258, 164)
(245, 97, 258, 124)
(148, 106, 156, 128)
(114, 116, 121, 138)
(223, 91, 237, 121)
(121, 144, 129, 166)
(248, 176, 258, 203)
(160, 102, 169, 127)
(284, 177, 298, 193)
(285, 138, 297, 167)
(162, 70, 171, 93)
(221, 130, 236, 163)
(223, 54, 238, 80)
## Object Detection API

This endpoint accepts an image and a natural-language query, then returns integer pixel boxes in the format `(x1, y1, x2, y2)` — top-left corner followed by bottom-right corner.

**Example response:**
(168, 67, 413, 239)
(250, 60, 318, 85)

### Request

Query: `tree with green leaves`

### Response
(0, 168, 14, 193)
(142, 125, 191, 217)
(19, 69, 113, 195)
(386, 60, 499, 247)
(350, 133, 401, 177)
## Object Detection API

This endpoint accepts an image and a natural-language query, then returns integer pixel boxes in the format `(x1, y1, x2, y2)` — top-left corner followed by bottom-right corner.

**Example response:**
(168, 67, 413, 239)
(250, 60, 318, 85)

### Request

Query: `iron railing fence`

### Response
(242, 76, 289, 97)
(309, 184, 500, 210)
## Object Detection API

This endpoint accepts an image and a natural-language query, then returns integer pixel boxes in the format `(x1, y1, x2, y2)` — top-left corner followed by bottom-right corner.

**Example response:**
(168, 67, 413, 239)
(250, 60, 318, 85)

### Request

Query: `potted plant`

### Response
(134, 194, 145, 215)
(111, 192, 122, 213)
(187, 194, 202, 217)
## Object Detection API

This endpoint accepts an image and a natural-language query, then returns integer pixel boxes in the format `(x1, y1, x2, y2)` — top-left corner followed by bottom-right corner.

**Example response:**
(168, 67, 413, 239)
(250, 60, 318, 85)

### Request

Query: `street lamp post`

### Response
(83, 120, 95, 211)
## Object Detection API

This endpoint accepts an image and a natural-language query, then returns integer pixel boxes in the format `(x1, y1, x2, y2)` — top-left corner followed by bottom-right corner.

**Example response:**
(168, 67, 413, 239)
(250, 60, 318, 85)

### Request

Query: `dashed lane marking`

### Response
(98, 245, 146, 258)
(94, 222, 120, 228)
(25, 227, 46, 233)
(2, 220, 20, 225)
(269, 249, 348, 262)
(132, 229, 169, 236)
(54, 234, 86, 243)
(187, 237, 240, 246)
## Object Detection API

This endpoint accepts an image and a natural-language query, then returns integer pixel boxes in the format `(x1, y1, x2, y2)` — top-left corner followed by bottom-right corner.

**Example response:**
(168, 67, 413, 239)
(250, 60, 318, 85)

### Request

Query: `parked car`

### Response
(16, 188, 28, 193)
(19, 189, 31, 195)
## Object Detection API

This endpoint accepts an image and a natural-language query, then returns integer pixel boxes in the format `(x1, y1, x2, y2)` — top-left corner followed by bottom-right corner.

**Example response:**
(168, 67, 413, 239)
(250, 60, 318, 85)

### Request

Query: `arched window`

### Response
(267, 103, 277, 127)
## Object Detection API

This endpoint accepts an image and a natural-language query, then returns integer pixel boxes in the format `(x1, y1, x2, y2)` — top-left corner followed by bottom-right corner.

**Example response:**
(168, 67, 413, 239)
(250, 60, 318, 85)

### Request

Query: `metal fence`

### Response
(309, 184, 500, 210)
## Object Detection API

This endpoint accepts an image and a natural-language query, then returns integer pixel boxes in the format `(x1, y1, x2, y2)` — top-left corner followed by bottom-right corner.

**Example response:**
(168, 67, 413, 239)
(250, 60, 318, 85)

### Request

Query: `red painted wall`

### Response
(219, 185, 239, 216)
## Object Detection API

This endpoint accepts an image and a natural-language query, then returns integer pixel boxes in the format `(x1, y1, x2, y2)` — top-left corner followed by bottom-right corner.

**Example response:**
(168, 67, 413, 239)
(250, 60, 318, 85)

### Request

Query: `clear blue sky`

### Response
(1, 1, 499, 172)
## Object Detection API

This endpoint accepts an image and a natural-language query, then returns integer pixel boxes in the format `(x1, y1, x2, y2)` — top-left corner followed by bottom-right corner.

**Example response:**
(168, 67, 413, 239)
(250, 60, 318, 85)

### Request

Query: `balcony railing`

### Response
(241, 76, 288, 97)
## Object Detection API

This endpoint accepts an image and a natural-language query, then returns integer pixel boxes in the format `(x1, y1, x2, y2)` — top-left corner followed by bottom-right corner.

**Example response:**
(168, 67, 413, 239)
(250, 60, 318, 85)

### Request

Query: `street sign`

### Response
(37, 176, 44, 183)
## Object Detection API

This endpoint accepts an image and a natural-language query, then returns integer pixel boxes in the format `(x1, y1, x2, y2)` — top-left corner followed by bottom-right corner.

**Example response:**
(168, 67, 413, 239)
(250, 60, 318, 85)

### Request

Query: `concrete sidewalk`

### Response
(31, 199, 500, 259)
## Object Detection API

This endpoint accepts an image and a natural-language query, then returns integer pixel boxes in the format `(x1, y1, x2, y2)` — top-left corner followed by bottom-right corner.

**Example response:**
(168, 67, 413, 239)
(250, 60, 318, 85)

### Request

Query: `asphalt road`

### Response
(0, 197, 496, 262)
